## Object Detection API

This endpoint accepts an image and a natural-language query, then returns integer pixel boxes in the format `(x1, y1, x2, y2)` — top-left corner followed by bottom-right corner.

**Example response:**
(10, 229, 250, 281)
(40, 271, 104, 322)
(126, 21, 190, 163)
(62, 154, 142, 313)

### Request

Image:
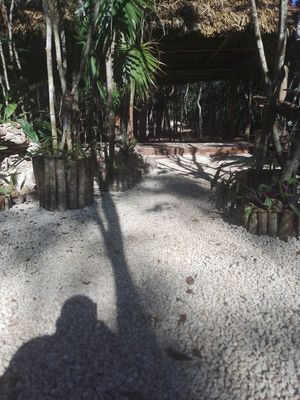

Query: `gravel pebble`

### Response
(0, 155, 300, 399)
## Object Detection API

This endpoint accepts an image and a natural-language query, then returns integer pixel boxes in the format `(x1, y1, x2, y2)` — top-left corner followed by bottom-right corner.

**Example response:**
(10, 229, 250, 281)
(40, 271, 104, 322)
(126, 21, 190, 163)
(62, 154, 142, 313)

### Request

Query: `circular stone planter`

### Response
(241, 205, 300, 241)
(32, 156, 95, 211)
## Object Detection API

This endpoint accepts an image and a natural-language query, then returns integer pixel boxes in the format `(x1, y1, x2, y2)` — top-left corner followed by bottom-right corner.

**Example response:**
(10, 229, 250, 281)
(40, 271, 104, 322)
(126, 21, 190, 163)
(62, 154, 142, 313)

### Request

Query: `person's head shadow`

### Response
(0, 194, 182, 400)
(0, 295, 172, 400)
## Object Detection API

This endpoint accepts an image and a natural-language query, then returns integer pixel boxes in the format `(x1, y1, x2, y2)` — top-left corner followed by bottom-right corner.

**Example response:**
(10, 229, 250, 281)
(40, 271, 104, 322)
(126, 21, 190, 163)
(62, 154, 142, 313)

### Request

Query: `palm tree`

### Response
(95, 0, 159, 165)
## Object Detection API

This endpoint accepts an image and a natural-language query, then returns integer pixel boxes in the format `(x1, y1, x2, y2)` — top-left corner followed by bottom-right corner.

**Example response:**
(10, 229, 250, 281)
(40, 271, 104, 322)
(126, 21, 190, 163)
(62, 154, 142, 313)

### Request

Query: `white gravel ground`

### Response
(0, 155, 300, 400)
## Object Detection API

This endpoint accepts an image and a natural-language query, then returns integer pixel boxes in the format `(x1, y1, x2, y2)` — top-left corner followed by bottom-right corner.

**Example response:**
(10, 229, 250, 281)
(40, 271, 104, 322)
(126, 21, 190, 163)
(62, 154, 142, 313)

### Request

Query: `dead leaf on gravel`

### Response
(186, 288, 194, 294)
(186, 276, 195, 285)
(176, 297, 184, 303)
(166, 347, 192, 361)
(178, 313, 187, 325)
(192, 348, 202, 358)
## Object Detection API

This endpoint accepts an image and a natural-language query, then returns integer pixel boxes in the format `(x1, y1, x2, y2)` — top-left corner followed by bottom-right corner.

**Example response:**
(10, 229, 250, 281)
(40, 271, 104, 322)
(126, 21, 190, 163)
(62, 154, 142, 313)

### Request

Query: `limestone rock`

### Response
(0, 123, 27, 145)
(0, 155, 36, 196)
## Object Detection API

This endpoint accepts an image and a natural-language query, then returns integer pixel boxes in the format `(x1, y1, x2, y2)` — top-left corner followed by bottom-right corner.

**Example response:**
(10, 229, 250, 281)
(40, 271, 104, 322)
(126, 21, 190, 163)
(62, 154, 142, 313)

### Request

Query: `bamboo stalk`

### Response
(248, 0, 271, 91)
(276, 0, 288, 77)
(8, 0, 14, 62)
(8, 0, 21, 71)
(0, 39, 10, 91)
(53, 20, 67, 95)
(43, 0, 58, 155)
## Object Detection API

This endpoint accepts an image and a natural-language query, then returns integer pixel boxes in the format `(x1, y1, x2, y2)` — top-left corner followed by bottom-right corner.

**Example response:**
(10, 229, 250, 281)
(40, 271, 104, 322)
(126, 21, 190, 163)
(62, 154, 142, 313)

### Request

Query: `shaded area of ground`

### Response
(0, 157, 300, 399)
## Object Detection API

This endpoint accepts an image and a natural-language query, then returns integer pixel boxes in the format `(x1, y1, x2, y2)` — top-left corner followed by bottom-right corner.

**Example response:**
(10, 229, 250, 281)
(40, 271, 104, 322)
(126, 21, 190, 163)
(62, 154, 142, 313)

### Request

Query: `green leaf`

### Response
(290, 204, 300, 219)
(17, 119, 40, 143)
(4, 103, 18, 120)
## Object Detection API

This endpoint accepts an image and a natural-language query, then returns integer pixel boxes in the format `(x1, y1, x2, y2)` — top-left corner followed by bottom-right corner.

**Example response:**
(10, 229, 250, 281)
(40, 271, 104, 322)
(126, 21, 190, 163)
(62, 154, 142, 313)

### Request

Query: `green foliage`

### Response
(112, 89, 121, 109)
(210, 156, 256, 209)
(95, 0, 159, 98)
(17, 119, 40, 143)
(0, 102, 18, 122)
(117, 138, 137, 158)
(117, 39, 160, 98)
(96, 0, 154, 49)
(214, 164, 300, 218)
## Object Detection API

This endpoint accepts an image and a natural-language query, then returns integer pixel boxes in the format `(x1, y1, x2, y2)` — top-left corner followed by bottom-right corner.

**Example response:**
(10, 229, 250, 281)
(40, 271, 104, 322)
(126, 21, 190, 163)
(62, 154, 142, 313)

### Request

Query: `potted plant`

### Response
(241, 177, 300, 240)
(25, 0, 100, 211)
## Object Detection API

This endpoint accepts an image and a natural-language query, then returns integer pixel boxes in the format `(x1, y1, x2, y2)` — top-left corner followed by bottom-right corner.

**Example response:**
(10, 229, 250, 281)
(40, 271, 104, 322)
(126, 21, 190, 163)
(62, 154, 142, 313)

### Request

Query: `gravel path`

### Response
(0, 155, 300, 400)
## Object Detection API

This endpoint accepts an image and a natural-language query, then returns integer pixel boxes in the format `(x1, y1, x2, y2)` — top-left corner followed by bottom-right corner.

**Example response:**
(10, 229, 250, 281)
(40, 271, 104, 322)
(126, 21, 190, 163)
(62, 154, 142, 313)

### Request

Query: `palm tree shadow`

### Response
(0, 193, 178, 400)
(93, 193, 177, 396)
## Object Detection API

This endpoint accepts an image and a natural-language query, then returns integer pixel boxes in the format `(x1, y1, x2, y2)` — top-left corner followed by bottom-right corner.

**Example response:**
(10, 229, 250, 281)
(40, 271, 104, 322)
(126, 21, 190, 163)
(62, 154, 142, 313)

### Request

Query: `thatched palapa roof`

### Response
(10, 0, 279, 38)
(155, 0, 278, 37)
(3, 0, 288, 84)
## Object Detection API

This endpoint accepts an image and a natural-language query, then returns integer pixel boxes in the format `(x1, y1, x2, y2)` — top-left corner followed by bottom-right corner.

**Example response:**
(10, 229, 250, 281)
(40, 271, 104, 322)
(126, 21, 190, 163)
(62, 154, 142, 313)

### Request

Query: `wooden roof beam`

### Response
(164, 48, 257, 54)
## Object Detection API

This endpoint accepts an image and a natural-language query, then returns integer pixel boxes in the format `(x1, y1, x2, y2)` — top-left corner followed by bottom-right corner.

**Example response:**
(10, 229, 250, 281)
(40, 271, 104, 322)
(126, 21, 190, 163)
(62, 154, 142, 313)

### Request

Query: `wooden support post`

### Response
(48, 158, 57, 211)
(67, 160, 78, 209)
(78, 159, 87, 208)
(56, 158, 67, 211)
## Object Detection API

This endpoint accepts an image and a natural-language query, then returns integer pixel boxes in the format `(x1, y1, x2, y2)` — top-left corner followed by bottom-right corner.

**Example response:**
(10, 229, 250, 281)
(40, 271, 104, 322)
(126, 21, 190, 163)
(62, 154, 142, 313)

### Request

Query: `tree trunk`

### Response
(127, 81, 135, 140)
(281, 129, 300, 180)
(43, 0, 58, 155)
(53, 19, 67, 95)
(245, 81, 253, 139)
(106, 42, 116, 167)
(197, 84, 203, 139)
(249, 0, 271, 89)
(0, 39, 10, 92)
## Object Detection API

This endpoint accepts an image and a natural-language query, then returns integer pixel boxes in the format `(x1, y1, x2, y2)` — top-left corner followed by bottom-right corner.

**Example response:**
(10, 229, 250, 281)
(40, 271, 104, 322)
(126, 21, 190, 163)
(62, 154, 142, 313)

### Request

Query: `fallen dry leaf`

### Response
(192, 348, 202, 358)
(186, 288, 194, 294)
(178, 313, 187, 325)
(186, 276, 195, 285)
(166, 347, 192, 361)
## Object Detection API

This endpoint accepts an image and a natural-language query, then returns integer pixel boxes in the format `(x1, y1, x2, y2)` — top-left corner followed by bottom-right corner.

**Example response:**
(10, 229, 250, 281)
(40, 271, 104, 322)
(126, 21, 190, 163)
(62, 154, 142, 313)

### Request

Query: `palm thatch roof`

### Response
(9, 1, 75, 36)
(10, 0, 280, 38)
(4, 0, 292, 84)
(155, 0, 278, 37)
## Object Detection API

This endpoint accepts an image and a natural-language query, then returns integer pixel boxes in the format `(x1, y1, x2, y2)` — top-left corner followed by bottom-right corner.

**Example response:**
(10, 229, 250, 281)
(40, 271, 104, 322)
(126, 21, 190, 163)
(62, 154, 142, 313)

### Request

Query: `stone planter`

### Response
(32, 156, 95, 211)
(241, 205, 300, 241)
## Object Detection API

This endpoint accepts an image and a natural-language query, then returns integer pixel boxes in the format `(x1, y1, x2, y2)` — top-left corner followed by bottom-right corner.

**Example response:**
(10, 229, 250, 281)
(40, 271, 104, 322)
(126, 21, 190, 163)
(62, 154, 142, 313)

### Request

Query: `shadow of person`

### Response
(0, 295, 154, 400)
